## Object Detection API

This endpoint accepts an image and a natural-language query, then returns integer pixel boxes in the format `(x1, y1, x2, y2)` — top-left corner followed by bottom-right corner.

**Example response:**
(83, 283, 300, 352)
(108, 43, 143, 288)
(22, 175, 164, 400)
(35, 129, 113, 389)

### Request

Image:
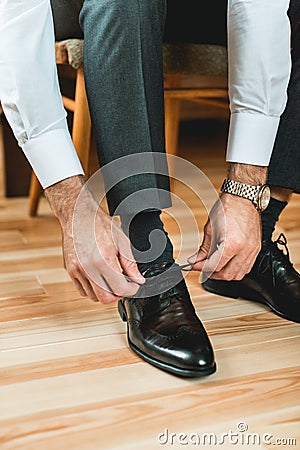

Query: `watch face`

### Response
(258, 185, 271, 211)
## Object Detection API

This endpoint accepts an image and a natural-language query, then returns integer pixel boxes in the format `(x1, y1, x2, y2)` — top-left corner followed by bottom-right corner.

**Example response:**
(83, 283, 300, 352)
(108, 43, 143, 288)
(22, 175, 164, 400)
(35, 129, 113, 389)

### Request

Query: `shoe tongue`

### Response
(258, 237, 290, 268)
(133, 262, 184, 298)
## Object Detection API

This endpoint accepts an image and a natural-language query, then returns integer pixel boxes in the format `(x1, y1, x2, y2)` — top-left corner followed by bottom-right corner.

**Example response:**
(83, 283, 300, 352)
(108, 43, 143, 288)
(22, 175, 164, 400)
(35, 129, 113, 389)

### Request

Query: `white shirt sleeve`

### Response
(226, 0, 291, 166)
(0, 0, 84, 188)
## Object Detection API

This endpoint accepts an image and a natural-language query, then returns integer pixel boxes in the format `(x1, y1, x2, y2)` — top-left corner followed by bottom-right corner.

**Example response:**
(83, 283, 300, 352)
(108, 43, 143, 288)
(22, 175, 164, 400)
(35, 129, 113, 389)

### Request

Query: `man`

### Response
(0, 0, 293, 377)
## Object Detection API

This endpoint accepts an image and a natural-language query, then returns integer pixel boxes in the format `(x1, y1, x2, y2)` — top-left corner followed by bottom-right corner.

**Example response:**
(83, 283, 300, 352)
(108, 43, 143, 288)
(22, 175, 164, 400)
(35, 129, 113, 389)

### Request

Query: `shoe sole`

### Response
(118, 300, 217, 378)
(202, 278, 300, 324)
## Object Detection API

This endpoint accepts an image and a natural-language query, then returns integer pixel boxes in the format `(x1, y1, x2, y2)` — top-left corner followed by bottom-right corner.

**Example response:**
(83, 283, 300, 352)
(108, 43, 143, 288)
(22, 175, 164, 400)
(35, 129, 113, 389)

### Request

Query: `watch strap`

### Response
(221, 178, 260, 204)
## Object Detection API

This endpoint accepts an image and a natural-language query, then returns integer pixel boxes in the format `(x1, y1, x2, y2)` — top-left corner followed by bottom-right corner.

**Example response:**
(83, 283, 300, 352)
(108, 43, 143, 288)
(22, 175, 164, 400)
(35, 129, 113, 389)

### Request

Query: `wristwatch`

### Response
(221, 178, 271, 212)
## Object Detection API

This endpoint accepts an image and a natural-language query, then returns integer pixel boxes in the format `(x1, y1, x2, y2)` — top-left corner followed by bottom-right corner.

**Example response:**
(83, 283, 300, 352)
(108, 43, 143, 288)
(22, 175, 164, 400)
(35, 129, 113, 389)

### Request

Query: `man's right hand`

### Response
(45, 176, 144, 303)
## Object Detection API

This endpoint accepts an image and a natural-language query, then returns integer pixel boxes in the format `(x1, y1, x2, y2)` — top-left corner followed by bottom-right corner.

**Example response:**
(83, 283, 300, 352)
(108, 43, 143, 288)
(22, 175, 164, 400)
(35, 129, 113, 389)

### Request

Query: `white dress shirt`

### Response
(0, 0, 291, 188)
(227, 0, 291, 166)
(0, 0, 84, 188)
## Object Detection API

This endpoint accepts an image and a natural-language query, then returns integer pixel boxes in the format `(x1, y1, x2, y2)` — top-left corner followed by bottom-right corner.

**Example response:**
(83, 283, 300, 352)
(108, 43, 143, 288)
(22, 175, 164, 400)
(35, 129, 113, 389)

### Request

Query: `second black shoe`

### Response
(118, 262, 216, 377)
(202, 234, 300, 324)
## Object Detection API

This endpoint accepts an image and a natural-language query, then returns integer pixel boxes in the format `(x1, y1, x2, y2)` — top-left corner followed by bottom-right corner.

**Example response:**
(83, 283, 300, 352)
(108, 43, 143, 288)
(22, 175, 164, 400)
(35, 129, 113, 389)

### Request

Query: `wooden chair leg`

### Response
(0, 117, 5, 198)
(72, 67, 92, 175)
(164, 96, 181, 178)
(28, 172, 43, 217)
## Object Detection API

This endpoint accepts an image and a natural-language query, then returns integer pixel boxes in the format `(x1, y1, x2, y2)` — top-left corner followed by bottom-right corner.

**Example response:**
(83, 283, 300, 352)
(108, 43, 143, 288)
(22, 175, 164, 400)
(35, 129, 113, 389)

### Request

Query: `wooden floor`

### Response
(1, 121, 299, 450)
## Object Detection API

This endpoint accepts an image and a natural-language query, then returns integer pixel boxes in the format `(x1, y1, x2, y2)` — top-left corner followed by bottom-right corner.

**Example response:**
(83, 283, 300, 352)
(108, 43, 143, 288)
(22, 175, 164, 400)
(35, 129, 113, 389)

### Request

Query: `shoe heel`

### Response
(118, 300, 128, 322)
(202, 278, 265, 304)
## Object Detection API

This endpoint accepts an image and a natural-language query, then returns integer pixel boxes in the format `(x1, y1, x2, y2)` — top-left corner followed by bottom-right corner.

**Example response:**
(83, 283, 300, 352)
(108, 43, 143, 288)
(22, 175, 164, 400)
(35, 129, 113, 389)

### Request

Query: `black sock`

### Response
(261, 197, 287, 241)
(121, 210, 174, 273)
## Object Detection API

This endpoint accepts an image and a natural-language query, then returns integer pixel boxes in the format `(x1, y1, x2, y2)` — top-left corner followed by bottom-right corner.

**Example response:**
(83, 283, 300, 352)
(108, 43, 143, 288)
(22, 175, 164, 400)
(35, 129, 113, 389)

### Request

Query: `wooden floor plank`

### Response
(1, 366, 299, 449)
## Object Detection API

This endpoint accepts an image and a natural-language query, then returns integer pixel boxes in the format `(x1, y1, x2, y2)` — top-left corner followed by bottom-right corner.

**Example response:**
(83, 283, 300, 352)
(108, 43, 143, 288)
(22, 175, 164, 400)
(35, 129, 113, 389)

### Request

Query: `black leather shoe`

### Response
(118, 262, 216, 377)
(202, 234, 300, 323)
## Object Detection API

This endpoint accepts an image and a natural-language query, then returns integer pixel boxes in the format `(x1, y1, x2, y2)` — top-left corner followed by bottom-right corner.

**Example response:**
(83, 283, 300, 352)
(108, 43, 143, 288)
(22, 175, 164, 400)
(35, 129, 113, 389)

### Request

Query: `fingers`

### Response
(97, 255, 142, 298)
(199, 242, 229, 275)
(191, 258, 208, 272)
(188, 222, 212, 270)
(73, 277, 88, 298)
(188, 246, 208, 269)
(191, 193, 263, 281)
(74, 275, 99, 302)
(117, 236, 145, 285)
(211, 260, 250, 281)
(210, 256, 247, 281)
(74, 271, 124, 304)
(68, 221, 143, 302)
(68, 256, 128, 303)
(93, 216, 145, 296)
(90, 275, 124, 304)
(192, 237, 260, 280)
(207, 243, 259, 281)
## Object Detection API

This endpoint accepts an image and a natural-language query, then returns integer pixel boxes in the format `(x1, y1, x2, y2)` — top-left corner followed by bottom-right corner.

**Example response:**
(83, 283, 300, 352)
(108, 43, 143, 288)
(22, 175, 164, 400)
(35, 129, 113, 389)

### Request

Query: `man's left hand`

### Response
(188, 193, 262, 280)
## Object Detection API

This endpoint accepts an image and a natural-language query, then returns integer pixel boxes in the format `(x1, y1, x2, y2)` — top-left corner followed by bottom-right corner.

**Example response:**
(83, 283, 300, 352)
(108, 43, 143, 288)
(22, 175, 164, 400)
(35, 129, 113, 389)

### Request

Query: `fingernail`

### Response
(187, 253, 197, 263)
(126, 276, 145, 285)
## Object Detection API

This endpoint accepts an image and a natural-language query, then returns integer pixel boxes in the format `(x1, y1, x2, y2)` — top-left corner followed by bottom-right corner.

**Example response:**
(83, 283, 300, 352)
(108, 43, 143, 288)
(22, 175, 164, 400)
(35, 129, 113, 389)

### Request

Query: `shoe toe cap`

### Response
(143, 327, 216, 372)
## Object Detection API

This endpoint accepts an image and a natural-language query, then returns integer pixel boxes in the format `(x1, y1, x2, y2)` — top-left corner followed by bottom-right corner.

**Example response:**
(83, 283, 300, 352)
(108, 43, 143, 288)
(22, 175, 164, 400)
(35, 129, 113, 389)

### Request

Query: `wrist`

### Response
(227, 163, 267, 185)
(221, 192, 259, 212)
(45, 175, 87, 225)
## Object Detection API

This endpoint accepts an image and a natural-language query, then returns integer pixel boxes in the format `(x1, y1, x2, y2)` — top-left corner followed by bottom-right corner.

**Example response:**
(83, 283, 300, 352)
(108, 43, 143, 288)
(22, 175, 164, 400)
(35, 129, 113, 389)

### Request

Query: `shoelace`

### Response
(258, 233, 290, 287)
(274, 233, 290, 259)
(127, 262, 194, 299)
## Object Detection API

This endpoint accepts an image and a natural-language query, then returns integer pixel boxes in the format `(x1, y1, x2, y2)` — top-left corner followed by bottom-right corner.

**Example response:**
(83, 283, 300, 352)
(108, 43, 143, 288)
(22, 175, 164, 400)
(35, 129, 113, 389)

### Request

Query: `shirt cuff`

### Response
(22, 128, 84, 188)
(226, 113, 280, 166)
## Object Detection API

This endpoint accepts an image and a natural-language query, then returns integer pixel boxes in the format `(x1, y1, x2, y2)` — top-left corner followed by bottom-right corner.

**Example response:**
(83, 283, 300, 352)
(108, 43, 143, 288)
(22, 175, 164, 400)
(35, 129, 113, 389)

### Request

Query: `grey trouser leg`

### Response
(268, 0, 300, 194)
(51, 0, 170, 216)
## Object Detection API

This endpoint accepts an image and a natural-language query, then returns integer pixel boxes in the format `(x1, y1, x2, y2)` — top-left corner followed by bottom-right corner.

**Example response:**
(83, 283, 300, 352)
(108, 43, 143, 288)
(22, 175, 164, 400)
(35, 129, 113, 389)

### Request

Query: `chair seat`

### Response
(56, 39, 84, 69)
(163, 43, 227, 76)
(57, 39, 228, 76)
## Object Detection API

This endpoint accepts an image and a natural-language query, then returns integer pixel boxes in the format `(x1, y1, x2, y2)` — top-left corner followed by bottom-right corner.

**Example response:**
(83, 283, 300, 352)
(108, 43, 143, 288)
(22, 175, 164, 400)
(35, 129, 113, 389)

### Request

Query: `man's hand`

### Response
(188, 162, 267, 281)
(45, 176, 144, 303)
(188, 193, 261, 280)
